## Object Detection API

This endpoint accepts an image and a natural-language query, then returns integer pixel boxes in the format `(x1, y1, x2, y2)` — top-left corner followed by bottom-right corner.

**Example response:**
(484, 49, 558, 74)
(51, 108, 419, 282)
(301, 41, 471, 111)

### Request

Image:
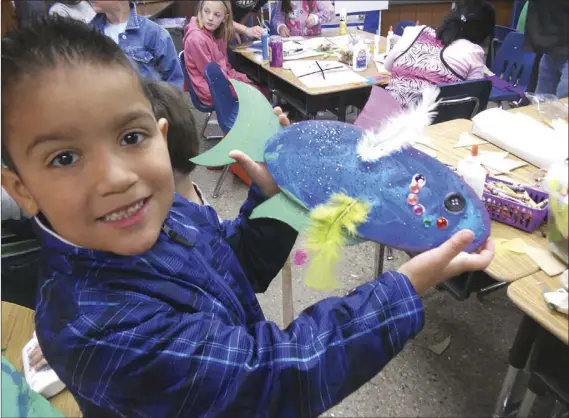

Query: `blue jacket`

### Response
(90, 2, 184, 90)
(35, 188, 424, 418)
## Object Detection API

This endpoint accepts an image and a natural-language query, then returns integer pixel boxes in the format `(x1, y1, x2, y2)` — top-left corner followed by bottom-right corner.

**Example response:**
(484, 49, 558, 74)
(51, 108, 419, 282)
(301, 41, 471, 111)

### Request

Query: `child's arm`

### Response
(313, 0, 335, 26)
(45, 271, 424, 417)
(153, 27, 185, 91)
(272, 1, 289, 36)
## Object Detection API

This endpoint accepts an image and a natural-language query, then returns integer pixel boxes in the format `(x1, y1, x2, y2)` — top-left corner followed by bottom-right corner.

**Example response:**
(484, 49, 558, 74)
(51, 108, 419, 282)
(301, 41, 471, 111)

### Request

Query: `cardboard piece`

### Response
(525, 246, 568, 276)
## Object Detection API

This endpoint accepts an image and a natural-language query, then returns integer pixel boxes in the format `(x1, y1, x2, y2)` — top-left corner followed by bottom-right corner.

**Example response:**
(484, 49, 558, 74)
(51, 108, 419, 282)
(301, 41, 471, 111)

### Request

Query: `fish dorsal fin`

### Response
(356, 85, 440, 162)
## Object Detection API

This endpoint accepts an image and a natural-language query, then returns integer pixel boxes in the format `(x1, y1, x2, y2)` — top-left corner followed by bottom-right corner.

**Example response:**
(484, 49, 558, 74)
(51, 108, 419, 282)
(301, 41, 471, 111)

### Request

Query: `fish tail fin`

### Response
(304, 194, 370, 290)
(191, 80, 280, 167)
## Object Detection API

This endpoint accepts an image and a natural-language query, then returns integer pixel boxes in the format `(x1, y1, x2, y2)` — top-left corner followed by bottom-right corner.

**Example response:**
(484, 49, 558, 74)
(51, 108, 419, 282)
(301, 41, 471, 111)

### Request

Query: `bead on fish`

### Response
(436, 217, 448, 229)
(407, 193, 419, 206)
(423, 216, 433, 228)
(409, 183, 420, 194)
(412, 204, 425, 216)
(413, 174, 426, 188)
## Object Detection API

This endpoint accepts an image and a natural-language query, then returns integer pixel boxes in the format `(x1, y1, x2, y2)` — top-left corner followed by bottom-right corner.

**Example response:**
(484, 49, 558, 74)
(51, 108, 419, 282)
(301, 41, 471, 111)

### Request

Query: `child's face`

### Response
(2, 64, 175, 256)
(200, 1, 228, 32)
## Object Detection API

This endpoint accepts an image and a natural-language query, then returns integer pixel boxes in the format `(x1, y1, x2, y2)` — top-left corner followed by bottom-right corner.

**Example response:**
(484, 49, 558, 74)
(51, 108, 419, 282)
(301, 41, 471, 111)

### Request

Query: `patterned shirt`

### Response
(34, 188, 424, 418)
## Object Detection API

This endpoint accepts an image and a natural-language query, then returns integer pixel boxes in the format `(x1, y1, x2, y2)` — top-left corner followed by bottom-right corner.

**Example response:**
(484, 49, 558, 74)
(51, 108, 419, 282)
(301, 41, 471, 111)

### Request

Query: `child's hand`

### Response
(279, 25, 291, 37)
(398, 230, 494, 294)
(29, 345, 48, 371)
(229, 107, 291, 198)
(246, 26, 264, 39)
(306, 14, 318, 27)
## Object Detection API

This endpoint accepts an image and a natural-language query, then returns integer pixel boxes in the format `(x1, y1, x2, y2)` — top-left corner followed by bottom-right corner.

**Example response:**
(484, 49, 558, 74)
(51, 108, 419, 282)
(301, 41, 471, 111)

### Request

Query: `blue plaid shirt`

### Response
(34, 187, 424, 418)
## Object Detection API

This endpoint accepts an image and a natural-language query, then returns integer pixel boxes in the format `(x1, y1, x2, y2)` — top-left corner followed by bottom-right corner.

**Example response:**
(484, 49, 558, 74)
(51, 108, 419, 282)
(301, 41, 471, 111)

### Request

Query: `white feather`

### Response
(357, 85, 441, 162)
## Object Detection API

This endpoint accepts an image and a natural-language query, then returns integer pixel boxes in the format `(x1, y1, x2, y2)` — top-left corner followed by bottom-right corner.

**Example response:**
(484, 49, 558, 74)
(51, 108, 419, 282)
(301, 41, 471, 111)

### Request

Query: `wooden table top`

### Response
(233, 31, 390, 96)
(136, 1, 173, 18)
(1, 302, 82, 418)
(508, 271, 568, 344)
(424, 103, 557, 282)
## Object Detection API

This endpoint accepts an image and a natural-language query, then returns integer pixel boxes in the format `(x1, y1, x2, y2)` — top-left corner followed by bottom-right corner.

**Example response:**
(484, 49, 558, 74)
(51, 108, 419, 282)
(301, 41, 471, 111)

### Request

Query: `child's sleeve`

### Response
(47, 271, 424, 417)
(220, 185, 297, 292)
(314, 1, 335, 25)
(154, 27, 185, 91)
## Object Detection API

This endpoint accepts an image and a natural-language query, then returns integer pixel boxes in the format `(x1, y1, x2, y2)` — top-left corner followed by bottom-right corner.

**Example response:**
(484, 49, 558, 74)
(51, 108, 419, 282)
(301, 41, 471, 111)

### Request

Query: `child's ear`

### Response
(1, 168, 40, 216)
(158, 118, 169, 143)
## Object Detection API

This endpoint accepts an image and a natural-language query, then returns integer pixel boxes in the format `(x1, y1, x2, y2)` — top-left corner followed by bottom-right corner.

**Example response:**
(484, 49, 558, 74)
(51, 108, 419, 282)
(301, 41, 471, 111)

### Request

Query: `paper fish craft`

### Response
(192, 81, 491, 289)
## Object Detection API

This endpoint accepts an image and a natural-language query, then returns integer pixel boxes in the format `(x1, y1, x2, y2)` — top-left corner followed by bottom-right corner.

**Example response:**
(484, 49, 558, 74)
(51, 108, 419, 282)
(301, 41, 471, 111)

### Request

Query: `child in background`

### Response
(90, 0, 184, 90)
(184, 0, 268, 106)
(273, 0, 335, 37)
(49, 0, 96, 23)
(2, 17, 493, 418)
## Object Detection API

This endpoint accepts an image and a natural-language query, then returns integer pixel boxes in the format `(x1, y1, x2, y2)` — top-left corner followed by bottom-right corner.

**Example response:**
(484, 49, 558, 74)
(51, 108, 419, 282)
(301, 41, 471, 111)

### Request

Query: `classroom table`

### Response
(493, 271, 568, 417)
(136, 1, 173, 18)
(1, 301, 82, 418)
(232, 31, 390, 121)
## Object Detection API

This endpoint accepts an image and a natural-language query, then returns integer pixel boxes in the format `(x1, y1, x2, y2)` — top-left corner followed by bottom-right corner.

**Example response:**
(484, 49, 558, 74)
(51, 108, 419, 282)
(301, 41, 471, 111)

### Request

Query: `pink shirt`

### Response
(273, 0, 335, 37)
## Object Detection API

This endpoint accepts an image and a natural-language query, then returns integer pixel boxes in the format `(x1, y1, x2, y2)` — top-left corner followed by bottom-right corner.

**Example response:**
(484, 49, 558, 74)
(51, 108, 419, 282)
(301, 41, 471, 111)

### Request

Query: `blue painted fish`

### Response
(192, 81, 491, 288)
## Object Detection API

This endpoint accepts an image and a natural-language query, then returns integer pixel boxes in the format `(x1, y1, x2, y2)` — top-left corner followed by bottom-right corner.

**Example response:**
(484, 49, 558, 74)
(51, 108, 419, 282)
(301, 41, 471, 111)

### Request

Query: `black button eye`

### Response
(444, 193, 466, 213)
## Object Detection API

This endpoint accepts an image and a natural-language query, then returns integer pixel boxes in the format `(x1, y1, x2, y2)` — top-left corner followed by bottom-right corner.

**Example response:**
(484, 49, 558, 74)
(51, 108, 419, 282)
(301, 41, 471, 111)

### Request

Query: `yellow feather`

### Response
(304, 193, 370, 290)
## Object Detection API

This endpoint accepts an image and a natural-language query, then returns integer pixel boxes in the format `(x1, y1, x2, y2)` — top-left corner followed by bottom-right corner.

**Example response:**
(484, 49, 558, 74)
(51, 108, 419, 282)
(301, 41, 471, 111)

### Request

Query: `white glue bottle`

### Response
(385, 26, 394, 54)
(457, 145, 486, 198)
(352, 38, 369, 72)
(373, 29, 380, 60)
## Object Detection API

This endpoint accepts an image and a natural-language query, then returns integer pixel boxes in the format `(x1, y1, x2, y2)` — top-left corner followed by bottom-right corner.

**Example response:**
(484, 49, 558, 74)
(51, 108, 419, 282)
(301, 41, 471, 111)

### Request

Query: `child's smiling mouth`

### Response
(99, 197, 150, 228)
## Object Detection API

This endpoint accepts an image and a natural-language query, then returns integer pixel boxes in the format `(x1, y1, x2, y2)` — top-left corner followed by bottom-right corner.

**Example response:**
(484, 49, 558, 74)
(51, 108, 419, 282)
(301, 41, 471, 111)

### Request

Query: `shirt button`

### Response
(122, 34, 127, 39)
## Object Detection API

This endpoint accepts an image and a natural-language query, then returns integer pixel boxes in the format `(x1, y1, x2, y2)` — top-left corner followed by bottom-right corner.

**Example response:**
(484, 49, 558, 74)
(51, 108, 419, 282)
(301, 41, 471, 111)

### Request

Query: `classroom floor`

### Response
(190, 107, 555, 418)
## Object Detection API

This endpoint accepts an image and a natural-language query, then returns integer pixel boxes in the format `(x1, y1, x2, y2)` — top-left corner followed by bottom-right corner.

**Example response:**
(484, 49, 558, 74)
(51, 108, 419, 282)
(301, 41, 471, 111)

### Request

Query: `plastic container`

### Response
(261, 28, 270, 61)
(545, 159, 568, 263)
(269, 35, 283, 67)
(373, 29, 380, 59)
(352, 39, 369, 72)
(385, 26, 394, 54)
(457, 146, 485, 198)
(483, 177, 549, 232)
(339, 8, 347, 35)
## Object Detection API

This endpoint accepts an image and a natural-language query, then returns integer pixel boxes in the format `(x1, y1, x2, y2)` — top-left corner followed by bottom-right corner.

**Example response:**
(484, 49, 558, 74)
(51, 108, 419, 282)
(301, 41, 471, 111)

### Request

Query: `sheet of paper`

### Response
(481, 158, 528, 174)
(525, 246, 567, 276)
(454, 132, 488, 148)
(325, 35, 352, 48)
(284, 49, 326, 61)
(285, 60, 348, 78)
(297, 70, 367, 89)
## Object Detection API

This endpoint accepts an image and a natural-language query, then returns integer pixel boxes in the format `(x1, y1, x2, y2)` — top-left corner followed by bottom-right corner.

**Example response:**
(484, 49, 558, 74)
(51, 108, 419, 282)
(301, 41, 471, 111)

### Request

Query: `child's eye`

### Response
(50, 151, 80, 168)
(121, 132, 145, 146)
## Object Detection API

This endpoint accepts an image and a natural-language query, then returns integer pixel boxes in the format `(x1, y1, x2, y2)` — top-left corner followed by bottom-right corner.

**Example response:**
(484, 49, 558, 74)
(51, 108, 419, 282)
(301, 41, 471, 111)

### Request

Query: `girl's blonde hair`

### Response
(196, 0, 234, 43)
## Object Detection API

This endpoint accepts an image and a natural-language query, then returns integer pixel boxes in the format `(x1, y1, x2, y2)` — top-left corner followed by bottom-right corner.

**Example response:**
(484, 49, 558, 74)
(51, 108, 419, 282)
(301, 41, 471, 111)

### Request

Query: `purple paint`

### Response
(269, 36, 283, 68)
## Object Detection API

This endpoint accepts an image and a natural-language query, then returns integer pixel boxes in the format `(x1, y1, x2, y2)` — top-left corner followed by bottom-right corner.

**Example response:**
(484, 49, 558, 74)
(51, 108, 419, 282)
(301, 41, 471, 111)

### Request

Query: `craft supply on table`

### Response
(22, 333, 65, 399)
(472, 108, 569, 169)
(373, 29, 380, 59)
(261, 28, 270, 61)
(545, 159, 568, 264)
(339, 8, 347, 35)
(385, 26, 394, 54)
(483, 176, 549, 232)
(352, 38, 369, 72)
(457, 145, 486, 198)
(269, 36, 284, 67)
(284, 60, 367, 88)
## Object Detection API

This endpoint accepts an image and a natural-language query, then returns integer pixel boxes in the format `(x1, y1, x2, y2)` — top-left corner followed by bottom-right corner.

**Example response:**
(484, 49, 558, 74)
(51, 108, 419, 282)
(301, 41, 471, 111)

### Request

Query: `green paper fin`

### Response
(250, 192, 309, 232)
(191, 80, 281, 167)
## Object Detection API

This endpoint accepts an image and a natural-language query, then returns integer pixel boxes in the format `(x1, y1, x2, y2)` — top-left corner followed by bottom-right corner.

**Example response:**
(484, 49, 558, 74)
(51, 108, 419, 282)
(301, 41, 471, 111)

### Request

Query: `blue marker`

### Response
(261, 29, 270, 61)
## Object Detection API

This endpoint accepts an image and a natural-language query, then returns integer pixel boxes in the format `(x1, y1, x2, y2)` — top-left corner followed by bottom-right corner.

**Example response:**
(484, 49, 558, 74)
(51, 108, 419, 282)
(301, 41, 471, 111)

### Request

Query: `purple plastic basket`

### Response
(483, 177, 549, 232)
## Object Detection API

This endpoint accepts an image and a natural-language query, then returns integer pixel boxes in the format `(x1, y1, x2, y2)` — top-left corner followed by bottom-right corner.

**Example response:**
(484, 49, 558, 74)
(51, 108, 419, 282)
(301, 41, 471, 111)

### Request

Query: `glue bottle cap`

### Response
(471, 145, 479, 157)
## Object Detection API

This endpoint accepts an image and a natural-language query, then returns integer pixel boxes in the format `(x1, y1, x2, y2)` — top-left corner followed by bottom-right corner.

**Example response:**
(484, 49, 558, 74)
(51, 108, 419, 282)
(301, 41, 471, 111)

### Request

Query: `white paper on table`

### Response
(286, 60, 348, 78)
(375, 61, 387, 73)
(454, 132, 488, 148)
(325, 35, 352, 48)
(291, 64, 367, 88)
(287, 36, 305, 41)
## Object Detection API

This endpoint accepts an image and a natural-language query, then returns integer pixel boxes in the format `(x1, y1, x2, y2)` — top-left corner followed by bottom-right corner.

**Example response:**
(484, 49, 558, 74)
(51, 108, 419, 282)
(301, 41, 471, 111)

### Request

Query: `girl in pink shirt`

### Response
(273, 0, 335, 37)
(183, 0, 265, 106)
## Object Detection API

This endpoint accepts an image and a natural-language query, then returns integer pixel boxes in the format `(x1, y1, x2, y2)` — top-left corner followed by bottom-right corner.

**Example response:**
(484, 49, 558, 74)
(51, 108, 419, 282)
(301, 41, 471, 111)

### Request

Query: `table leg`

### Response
(516, 389, 537, 418)
(374, 243, 385, 278)
(493, 315, 539, 418)
(281, 259, 294, 327)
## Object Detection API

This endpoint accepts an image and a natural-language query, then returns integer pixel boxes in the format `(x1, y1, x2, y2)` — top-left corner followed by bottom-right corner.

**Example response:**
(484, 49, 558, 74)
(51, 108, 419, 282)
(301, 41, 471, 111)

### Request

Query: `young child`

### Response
(183, 0, 268, 106)
(90, 0, 184, 90)
(272, 0, 335, 37)
(2, 17, 493, 418)
(49, 0, 96, 23)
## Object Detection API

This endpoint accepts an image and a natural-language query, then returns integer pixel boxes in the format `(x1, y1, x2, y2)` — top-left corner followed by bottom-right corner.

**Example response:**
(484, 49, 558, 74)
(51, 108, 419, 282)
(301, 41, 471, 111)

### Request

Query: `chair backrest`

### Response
(394, 20, 416, 36)
(490, 32, 536, 92)
(178, 51, 214, 113)
(204, 62, 239, 134)
(362, 11, 380, 34)
(487, 25, 517, 67)
(432, 79, 492, 124)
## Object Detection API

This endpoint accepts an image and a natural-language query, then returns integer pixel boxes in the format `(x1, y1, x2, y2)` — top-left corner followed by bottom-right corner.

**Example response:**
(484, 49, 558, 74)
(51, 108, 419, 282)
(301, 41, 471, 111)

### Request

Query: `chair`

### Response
(432, 79, 493, 124)
(178, 52, 222, 142)
(204, 62, 240, 198)
(487, 25, 517, 68)
(488, 32, 536, 103)
(394, 20, 416, 36)
(362, 10, 381, 34)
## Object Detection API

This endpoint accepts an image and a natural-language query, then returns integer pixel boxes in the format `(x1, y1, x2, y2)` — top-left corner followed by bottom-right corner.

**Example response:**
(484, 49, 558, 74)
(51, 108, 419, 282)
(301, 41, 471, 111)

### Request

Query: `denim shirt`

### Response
(90, 3, 184, 90)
